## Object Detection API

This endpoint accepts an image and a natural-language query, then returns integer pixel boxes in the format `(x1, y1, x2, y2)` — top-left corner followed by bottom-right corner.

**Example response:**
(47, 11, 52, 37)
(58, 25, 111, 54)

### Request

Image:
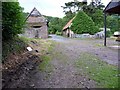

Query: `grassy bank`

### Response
(2, 37, 28, 62)
(2, 36, 46, 62)
(2, 36, 55, 69)
(75, 52, 119, 88)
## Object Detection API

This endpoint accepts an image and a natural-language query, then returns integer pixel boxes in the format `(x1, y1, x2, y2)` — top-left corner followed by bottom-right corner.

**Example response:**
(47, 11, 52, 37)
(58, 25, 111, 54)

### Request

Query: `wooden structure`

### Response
(104, 0, 120, 46)
(62, 17, 75, 38)
(24, 7, 48, 38)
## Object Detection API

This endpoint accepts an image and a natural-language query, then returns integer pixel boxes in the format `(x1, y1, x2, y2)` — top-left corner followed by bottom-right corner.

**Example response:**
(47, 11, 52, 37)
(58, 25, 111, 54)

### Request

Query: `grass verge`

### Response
(38, 40, 55, 72)
(39, 55, 52, 72)
(75, 52, 119, 88)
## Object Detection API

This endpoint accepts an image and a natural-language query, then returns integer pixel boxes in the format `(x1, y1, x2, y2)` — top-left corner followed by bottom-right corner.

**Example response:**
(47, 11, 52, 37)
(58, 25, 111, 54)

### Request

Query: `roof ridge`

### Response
(25, 7, 42, 22)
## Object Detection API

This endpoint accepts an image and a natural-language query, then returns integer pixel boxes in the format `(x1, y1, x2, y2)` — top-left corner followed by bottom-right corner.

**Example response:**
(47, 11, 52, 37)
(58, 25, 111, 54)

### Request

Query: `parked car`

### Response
(114, 31, 120, 42)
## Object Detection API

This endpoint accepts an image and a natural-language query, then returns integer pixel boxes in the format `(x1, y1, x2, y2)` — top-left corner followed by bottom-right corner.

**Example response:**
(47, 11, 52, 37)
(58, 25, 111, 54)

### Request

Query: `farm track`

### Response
(2, 35, 119, 88)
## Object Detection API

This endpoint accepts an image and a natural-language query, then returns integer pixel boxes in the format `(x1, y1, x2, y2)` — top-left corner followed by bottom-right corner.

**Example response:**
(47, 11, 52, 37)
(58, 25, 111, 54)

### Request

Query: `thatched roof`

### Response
(63, 17, 75, 30)
(104, 0, 120, 14)
(26, 7, 47, 24)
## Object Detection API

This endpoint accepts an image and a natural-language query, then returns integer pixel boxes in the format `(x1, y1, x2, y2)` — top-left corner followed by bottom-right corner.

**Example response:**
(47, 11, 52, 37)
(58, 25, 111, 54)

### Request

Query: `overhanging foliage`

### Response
(2, 2, 25, 40)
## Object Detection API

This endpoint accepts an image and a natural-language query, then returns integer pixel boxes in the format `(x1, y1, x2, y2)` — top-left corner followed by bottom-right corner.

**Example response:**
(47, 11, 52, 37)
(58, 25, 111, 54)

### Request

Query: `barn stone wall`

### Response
(21, 23, 48, 39)
(63, 29, 75, 38)
(21, 7, 48, 39)
(38, 25, 48, 38)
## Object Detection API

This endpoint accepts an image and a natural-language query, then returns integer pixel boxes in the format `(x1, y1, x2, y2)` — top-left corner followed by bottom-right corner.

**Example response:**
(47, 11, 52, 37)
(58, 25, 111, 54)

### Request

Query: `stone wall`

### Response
(63, 29, 75, 38)
(38, 25, 48, 39)
(21, 23, 48, 39)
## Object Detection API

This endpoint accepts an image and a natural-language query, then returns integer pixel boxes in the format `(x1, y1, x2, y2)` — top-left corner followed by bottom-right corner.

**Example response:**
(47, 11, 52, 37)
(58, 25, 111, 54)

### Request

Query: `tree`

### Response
(91, 9, 104, 27)
(71, 11, 99, 35)
(61, 0, 87, 15)
(62, 12, 75, 25)
(23, 12, 29, 18)
(2, 2, 25, 40)
(48, 17, 63, 34)
(61, 2, 75, 14)
(90, 0, 105, 9)
(46, 13, 75, 35)
(107, 15, 120, 34)
(83, 1, 105, 28)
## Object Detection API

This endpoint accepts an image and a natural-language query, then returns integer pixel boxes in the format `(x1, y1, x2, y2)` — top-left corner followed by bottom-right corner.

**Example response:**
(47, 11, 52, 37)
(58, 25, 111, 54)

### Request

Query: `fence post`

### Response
(104, 13, 107, 46)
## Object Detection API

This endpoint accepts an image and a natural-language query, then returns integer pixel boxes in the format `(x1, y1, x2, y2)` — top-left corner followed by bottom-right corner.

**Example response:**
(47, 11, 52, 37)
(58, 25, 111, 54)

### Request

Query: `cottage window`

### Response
(32, 26, 41, 28)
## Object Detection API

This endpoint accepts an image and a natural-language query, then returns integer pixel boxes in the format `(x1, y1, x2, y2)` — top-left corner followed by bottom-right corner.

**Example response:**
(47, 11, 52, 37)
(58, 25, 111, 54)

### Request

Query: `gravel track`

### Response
(3, 35, 119, 88)
(28, 35, 119, 88)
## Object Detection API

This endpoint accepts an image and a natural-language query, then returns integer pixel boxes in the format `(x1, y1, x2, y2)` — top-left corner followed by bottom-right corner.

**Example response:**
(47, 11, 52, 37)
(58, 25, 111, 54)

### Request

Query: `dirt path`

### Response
(27, 41, 97, 88)
(49, 35, 118, 66)
(27, 35, 118, 88)
(3, 35, 119, 88)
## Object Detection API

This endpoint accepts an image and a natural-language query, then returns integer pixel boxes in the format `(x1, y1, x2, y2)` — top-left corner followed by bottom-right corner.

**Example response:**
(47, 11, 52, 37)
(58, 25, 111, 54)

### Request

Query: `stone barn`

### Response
(23, 7, 48, 38)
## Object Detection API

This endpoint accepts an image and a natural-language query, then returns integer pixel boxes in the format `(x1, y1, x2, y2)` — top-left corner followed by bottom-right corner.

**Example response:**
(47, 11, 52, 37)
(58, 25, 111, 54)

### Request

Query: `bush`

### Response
(71, 11, 99, 35)
(2, 2, 25, 40)
(106, 31, 112, 37)
(56, 31, 62, 35)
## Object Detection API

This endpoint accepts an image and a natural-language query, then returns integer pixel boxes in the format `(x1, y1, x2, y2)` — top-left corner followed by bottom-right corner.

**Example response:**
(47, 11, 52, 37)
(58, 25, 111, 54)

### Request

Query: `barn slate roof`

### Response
(26, 7, 47, 24)
(26, 16, 46, 23)
(104, 0, 120, 14)
(63, 17, 76, 31)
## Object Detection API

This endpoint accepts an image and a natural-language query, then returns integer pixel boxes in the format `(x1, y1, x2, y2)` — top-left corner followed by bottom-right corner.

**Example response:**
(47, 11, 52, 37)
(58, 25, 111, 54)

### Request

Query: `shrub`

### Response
(2, 2, 25, 40)
(56, 31, 62, 35)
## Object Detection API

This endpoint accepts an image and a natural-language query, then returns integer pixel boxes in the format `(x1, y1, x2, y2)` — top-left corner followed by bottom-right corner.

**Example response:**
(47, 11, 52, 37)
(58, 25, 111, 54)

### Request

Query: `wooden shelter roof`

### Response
(104, 0, 120, 14)
(103, 0, 120, 46)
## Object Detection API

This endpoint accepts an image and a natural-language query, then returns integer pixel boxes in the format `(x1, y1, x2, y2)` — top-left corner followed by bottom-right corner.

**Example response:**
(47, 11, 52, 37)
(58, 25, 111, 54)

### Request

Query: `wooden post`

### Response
(104, 13, 107, 46)
(0, 2, 2, 90)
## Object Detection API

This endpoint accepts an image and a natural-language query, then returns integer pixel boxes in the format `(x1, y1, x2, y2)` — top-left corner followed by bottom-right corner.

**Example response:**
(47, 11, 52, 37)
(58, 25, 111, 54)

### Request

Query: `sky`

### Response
(18, 0, 111, 18)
